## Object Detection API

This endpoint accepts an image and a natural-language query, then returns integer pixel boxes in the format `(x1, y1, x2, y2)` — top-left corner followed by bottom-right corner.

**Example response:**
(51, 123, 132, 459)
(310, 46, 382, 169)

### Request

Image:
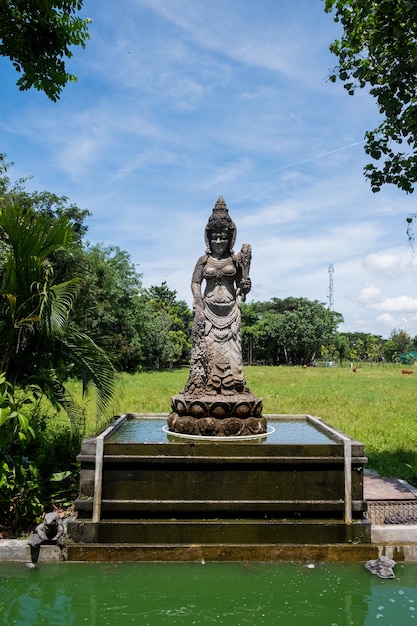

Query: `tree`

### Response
(241, 302, 261, 365)
(325, 0, 417, 193)
(391, 328, 412, 353)
(0, 154, 91, 242)
(137, 282, 192, 369)
(0, 200, 117, 529)
(339, 331, 384, 362)
(241, 298, 343, 365)
(0, 0, 91, 101)
(72, 243, 144, 371)
(0, 202, 115, 420)
(333, 333, 350, 362)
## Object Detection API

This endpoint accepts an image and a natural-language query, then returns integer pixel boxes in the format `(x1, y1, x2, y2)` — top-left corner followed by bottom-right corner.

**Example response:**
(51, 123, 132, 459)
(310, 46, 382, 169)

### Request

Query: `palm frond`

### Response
(59, 328, 116, 417)
(26, 367, 84, 433)
(39, 278, 80, 337)
(0, 203, 74, 297)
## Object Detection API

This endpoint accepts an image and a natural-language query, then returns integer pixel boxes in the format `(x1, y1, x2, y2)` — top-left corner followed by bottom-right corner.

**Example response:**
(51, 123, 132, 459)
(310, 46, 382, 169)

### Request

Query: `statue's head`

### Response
(205, 196, 236, 254)
(44, 512, 59, 529)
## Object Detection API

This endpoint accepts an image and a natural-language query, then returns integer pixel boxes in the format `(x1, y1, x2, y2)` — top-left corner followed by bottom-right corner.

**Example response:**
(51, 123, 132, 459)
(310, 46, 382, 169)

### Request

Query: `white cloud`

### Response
(363, 253, 403, 278)
(374, 296, 417, 313)
(354, 286, 384, 307)
(376, 313, 397, 327)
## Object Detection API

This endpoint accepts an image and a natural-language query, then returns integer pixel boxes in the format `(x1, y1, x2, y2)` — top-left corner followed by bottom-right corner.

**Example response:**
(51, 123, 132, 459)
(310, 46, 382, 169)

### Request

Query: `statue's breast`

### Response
(204, 257, 236, 280)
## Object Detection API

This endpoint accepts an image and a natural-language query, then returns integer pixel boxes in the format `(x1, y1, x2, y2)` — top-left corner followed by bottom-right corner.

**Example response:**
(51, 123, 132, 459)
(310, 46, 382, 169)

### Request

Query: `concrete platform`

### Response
(364, 473, 417, 500)
(363, 472, 417, 551)
(0, 539, 65, 563)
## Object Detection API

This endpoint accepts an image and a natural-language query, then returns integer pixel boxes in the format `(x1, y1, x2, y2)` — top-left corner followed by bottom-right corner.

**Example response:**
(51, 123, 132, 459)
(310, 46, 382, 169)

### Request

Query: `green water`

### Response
(1, 561, 417, 625)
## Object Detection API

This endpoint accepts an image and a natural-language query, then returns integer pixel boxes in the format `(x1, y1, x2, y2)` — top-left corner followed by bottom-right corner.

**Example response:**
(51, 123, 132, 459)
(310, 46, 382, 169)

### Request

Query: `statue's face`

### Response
(210, 230, 229, 256)
(44, 512, 58, 529)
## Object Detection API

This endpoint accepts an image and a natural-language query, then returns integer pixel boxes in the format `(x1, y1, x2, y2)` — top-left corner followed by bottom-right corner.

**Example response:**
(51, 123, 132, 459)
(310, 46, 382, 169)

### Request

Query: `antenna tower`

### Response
(328, 264, 334, 310)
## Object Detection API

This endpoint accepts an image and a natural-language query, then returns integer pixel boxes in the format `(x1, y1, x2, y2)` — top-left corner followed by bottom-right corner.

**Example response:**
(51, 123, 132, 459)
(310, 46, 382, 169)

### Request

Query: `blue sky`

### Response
(1, 0, 417, 338)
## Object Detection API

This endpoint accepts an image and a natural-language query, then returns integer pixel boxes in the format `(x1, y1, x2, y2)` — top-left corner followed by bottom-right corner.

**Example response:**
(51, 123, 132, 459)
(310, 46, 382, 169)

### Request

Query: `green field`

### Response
(71, 364, 417, 484)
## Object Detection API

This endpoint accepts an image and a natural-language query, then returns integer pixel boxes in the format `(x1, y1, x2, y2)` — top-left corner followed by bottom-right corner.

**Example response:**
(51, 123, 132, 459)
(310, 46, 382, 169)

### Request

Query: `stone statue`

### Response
(365, 556, 396, 579)
(168, 196, 265, 436)
(27, 511, 66, 566)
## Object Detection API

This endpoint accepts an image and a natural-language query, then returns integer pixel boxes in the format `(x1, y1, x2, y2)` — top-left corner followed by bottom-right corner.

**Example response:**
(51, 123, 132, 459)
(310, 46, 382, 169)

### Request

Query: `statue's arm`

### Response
(191, 255, 207, 312)
(35, 523, 49, 542)
(53, 520, 65, 541)
(236, 244, 252, 300)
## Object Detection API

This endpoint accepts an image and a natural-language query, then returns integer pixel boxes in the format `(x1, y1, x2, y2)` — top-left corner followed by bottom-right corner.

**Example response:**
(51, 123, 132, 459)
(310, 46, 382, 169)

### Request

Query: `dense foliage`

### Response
(71, 245, 192, 371)
(242, 298, 343, 365)
(135, 283, 193, 370)
(0, 157, 114, 531)
(0, 0, 90, 100)
(325, 0, 417, 193)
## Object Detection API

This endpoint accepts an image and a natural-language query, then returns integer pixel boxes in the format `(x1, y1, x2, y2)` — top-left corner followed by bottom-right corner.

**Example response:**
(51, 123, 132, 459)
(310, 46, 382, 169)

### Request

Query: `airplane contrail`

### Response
(274, 140, 366, 172)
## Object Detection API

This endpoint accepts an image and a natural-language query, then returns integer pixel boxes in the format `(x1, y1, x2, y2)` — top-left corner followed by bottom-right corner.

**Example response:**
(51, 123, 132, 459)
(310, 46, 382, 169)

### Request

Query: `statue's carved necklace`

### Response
(209, 256, 227, 284)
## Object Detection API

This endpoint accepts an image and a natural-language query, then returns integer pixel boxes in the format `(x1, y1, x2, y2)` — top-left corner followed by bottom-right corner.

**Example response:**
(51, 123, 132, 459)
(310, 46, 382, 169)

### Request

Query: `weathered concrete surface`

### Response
(372, 526, 417, 544)
(0, 539, 65, 563)
(364, 473, 417, 500)
(66, 542, 380, 563)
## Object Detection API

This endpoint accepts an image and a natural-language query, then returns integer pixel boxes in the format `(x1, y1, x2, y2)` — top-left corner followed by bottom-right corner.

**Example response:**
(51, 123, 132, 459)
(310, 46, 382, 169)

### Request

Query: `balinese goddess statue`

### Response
(168, 197, 265, 437)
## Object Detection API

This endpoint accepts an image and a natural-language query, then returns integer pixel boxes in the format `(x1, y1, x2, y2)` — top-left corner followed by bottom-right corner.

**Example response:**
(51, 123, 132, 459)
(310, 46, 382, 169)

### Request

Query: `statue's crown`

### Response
(213, 196, 228, 215)
(205, 196, 237, 251)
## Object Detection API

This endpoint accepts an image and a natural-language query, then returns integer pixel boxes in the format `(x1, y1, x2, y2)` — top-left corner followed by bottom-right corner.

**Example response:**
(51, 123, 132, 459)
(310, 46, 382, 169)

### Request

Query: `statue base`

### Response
(168, 391, 266, 436)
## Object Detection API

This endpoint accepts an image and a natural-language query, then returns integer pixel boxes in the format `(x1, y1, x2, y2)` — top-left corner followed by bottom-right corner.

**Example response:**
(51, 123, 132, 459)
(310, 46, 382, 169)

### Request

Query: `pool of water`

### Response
(1, 561, 416, 625)
(106, 418, 336, 445)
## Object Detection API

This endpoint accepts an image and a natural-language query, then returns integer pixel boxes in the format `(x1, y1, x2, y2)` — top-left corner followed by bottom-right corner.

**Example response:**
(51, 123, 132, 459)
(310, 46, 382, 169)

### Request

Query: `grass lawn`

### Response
(69, 363, 417, 484)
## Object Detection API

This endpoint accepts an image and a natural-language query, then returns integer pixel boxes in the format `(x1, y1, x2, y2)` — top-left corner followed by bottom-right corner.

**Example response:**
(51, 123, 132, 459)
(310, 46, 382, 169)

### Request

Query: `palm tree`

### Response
(0, 202, 115, 425)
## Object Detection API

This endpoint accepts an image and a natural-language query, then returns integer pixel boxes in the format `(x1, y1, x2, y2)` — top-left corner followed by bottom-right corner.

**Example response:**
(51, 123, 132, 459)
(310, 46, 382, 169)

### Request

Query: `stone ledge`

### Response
(371, 525, 417, 544)
(0, 539, 65, 563)
(2, 537, 417, 562)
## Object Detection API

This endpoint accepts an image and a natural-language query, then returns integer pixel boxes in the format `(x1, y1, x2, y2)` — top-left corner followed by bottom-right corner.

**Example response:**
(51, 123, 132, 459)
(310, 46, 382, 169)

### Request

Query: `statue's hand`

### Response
(240, 278, 252, 295)
(193, 296, 204, 311)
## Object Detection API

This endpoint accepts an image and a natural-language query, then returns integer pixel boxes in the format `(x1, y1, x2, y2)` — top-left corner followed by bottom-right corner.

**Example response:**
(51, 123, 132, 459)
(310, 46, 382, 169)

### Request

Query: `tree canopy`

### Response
(0, 0, 91, 101)
(0, 202, 116, 421)
(325, 0, 417, 193)
(241, 298, 343, 365)
(0, 156, 116, 422)
(136, 282, 193, 370)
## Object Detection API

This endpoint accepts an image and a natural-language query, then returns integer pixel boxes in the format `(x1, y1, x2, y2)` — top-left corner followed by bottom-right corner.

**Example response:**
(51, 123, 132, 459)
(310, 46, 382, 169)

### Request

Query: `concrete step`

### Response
(75, 497, 367, 517)
(68, 517, 371, 545)
(66, 541, 379, 563)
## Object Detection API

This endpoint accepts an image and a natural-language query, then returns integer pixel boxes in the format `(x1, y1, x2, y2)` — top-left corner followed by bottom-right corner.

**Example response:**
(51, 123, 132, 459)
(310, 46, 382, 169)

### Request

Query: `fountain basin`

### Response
(68, 413, 370, 550)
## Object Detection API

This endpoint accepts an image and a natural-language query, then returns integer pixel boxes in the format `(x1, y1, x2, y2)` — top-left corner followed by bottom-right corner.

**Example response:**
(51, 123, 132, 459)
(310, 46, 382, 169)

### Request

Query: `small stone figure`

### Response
(27, 512, 66, 567)
(168, 196, 265, 436)
(365, 555, 396, 579)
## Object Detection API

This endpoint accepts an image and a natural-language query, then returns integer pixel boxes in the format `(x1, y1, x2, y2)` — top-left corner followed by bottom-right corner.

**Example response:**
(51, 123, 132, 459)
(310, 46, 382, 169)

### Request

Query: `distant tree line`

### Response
(334, 330, 417, 365)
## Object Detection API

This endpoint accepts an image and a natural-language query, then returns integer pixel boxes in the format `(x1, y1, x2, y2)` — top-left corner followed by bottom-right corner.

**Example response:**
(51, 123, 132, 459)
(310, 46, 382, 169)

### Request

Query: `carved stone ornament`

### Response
(168, 196, 265, 436)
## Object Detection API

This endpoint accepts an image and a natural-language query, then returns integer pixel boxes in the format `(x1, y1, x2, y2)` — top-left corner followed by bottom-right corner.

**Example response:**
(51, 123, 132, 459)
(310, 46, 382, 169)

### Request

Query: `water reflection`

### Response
(106, 418, 336, 444)
(1, 562, 417, 625)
